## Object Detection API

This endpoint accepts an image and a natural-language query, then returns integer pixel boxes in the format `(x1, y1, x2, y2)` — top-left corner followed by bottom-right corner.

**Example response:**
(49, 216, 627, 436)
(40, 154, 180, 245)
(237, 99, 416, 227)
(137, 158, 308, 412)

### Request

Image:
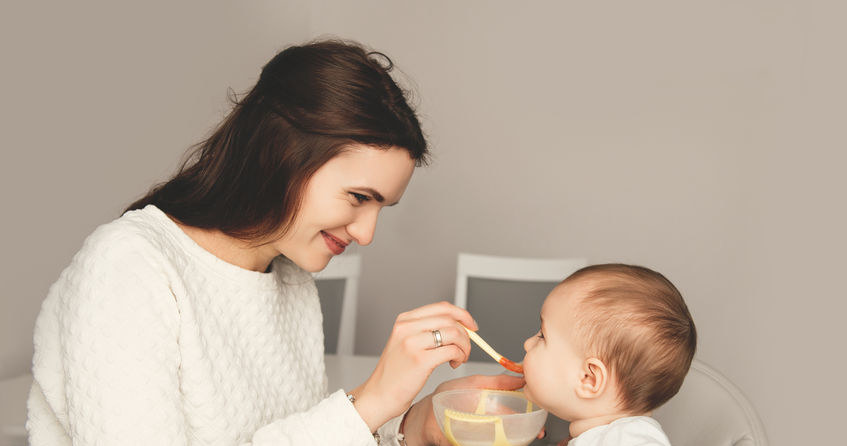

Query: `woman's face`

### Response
(273, 144, 416, 272)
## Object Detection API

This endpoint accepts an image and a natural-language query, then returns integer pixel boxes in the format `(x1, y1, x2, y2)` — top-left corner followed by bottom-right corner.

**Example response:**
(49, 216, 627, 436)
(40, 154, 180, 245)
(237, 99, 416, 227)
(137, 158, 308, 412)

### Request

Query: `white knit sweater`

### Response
(27, 205, 402, 445)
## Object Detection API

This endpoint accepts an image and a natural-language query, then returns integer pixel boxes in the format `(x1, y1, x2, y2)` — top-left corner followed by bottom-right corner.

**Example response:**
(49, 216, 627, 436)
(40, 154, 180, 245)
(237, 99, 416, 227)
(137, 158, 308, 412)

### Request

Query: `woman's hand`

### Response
(351, 301, 477, 431)
(401, 374, 527, 446)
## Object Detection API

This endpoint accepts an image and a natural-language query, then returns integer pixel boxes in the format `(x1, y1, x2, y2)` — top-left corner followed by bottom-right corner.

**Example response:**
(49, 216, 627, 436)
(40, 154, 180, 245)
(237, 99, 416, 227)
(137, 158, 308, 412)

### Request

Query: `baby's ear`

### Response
(575, 358, 609, 399)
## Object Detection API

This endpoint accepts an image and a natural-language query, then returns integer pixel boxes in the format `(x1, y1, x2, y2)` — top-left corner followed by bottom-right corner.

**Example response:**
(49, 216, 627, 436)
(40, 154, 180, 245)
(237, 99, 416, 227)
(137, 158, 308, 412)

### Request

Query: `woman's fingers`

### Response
(424, 344, 466, 372)
(402, 325, 472, 362)
(396, 301, 477, 330)
(435, 325, 471, 362)
(399, 315, 465, 334)
(392, 302, 477, 365)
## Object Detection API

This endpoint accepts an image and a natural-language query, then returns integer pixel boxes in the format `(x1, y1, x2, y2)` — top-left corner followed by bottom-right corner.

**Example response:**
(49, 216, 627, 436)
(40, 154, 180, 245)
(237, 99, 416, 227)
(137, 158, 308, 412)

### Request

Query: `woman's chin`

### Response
(285, 251, 333, 273)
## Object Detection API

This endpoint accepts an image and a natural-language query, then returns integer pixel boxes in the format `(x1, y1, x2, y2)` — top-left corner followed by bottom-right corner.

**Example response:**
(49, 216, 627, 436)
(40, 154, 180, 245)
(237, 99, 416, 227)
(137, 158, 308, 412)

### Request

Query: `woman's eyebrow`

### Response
(356, 187, 399, 206)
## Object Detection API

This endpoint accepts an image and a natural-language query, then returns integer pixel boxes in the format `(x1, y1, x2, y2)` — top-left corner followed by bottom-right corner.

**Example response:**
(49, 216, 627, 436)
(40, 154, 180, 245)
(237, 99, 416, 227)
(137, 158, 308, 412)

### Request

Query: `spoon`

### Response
(461, 325, 524, 374)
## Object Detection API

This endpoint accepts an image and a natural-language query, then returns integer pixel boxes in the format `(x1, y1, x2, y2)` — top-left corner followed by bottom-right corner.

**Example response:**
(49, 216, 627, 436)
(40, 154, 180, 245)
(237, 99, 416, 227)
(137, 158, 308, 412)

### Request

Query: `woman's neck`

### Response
(174, 220, 278, 273)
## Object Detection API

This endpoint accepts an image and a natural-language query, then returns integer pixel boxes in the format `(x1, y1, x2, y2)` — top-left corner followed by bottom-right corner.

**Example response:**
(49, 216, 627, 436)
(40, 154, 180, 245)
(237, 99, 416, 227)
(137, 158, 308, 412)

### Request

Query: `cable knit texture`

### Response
(27, 205, 382, 445)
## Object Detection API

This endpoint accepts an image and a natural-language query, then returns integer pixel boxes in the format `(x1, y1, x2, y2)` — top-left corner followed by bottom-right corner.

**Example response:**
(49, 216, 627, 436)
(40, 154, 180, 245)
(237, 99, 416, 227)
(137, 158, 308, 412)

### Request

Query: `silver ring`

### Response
(432, 329, 443, 348)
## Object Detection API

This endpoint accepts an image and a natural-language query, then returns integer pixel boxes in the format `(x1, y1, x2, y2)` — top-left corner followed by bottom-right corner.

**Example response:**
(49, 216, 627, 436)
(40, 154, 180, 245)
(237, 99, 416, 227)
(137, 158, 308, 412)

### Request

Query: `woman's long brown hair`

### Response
(126, 39, 428, 242)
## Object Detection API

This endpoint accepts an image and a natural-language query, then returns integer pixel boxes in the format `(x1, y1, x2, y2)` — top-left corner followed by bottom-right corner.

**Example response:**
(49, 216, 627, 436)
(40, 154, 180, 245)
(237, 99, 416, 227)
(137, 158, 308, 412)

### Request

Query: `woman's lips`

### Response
(321, 231, 348, 255)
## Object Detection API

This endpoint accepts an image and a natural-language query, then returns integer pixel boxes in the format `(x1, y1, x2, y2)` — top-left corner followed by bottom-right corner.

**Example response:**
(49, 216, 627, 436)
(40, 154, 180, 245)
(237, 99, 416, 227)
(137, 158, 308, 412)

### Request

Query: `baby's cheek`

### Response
(522, 370, 553, 410)
(521, 358, 538, 398)
(522, 375, 537, 403)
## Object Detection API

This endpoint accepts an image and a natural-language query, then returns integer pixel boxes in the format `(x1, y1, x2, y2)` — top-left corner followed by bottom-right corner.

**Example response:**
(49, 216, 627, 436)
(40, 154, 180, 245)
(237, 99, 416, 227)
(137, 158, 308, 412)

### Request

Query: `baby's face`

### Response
(521, 281, 589, 420)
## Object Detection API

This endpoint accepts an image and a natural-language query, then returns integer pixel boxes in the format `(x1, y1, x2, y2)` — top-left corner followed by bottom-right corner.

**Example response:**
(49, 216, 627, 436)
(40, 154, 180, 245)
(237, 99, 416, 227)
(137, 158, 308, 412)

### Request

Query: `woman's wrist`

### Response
(349, 384, 388, 433)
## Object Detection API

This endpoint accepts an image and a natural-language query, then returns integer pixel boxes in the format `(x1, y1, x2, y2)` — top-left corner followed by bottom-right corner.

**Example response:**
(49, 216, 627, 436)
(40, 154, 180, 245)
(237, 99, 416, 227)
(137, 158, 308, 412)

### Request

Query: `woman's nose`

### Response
(347, 209, 379, 246)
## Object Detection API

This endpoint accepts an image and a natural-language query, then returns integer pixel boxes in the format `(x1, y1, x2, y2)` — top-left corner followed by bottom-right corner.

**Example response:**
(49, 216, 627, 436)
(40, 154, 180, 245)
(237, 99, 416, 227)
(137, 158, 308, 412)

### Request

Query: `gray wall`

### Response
(2, 1, 845, 444)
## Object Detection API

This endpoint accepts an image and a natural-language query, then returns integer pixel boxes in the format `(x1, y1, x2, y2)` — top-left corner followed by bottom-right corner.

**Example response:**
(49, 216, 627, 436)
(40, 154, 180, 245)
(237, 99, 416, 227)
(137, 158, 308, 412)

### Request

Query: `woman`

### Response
(27, 40, 522, 445)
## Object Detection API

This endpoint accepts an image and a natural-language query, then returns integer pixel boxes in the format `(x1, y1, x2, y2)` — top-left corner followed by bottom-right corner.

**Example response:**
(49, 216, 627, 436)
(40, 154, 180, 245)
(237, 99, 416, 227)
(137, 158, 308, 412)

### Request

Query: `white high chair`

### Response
(654, 359, 769, 446)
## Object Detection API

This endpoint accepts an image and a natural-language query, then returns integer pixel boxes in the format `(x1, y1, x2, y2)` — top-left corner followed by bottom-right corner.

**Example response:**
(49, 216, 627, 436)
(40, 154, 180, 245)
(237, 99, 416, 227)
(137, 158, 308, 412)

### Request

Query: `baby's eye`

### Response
(350, 192, 370, 204)
(536, 331, 544, 340)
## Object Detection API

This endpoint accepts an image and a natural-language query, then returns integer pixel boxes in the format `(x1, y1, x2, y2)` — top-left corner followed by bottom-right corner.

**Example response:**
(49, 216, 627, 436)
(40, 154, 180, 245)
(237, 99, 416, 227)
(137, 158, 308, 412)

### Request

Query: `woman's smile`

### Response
(271, 145, 415, 272)
(321, 230, 349, 255)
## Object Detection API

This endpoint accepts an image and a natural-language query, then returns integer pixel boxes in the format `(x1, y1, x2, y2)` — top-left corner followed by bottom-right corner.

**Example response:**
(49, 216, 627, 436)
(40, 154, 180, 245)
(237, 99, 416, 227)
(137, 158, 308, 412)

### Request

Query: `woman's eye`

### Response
(350, 192, 370, 203)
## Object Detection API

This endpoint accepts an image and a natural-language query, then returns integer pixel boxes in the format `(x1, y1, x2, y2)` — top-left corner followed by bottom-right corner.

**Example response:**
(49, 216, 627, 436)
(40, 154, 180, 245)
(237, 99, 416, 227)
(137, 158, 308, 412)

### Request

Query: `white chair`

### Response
(654, 358, 769, 446)
(454, 253, 588, 362)
(0, 370, 31, 446)
(313, 254, 361, 356)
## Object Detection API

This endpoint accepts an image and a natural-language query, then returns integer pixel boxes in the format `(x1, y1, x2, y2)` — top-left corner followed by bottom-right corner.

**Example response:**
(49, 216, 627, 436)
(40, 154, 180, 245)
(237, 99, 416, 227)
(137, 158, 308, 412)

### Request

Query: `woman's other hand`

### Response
(402, 374, 526, 446)
(351, 301, 477, 431)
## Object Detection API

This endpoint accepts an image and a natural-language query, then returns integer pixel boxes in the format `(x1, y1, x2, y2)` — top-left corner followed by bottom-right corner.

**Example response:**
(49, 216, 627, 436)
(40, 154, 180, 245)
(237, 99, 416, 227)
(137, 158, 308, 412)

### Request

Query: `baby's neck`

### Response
(568, 411, 649, 438)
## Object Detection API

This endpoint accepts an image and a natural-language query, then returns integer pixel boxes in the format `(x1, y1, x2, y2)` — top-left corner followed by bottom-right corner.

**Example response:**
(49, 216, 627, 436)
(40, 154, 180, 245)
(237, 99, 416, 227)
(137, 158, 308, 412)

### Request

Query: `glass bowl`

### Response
(432, 389, 547, 446)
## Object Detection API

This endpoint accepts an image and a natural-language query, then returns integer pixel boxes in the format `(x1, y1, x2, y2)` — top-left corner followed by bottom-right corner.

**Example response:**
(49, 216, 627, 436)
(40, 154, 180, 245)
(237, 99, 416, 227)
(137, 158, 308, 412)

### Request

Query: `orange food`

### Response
(499, 357, 524, 374)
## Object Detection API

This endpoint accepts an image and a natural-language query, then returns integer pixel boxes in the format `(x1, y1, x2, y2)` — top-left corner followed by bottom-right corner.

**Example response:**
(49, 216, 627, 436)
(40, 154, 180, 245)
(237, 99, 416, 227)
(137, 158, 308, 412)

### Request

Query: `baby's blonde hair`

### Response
(562, 264, 696, 414)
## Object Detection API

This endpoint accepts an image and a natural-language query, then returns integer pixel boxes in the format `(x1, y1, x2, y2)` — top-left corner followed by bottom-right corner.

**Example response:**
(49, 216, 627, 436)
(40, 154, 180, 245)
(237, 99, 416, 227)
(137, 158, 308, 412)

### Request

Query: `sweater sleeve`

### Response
(35, 232, 186, 445)
(245, 390, 377, 446)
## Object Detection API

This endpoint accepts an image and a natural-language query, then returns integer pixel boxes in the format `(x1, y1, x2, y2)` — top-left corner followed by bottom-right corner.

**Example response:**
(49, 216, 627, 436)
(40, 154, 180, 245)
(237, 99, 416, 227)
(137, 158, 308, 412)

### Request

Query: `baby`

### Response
(522, 264, 696, 446)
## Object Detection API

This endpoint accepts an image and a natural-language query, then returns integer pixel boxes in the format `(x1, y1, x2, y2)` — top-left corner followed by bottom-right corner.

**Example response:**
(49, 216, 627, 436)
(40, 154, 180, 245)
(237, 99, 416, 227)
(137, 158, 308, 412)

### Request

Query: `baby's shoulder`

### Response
(572, 416, 671, 446)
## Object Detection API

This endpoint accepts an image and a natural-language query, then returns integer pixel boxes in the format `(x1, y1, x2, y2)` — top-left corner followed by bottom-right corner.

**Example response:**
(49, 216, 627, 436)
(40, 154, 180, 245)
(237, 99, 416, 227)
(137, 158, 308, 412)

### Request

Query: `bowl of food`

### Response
(432, 389, 547, 446)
